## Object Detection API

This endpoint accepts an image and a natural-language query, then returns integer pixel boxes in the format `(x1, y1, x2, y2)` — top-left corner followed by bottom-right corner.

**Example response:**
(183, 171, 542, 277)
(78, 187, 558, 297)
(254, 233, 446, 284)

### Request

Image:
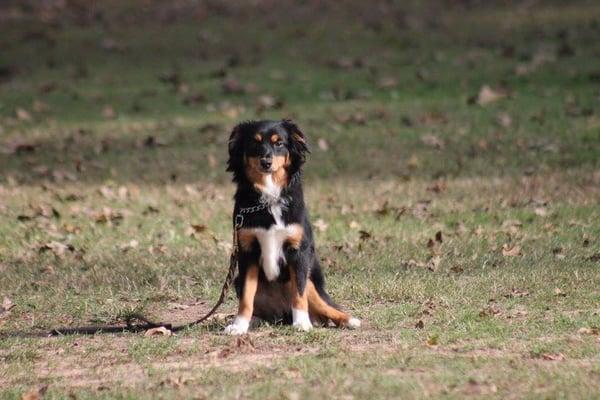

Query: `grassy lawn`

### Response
(1, 1, 599, 398)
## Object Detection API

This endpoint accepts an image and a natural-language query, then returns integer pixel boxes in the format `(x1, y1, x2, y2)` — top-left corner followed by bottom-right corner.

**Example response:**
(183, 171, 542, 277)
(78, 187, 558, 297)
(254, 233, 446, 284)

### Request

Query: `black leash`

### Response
(1, 221, 243, 339)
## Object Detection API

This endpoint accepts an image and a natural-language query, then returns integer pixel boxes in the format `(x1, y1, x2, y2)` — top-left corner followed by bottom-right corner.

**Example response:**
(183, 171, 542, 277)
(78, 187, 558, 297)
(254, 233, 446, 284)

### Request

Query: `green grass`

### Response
(1, 1, 600, 398)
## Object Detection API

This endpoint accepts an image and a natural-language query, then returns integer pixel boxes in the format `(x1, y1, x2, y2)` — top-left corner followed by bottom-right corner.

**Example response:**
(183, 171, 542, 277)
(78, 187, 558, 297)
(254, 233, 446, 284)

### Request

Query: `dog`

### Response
(224, 119, 361, 334)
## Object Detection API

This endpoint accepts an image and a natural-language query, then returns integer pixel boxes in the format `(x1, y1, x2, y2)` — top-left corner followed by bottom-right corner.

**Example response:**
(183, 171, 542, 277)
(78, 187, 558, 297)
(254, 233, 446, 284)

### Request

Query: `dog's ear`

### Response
(282, 119, 310, 173)
(227, 121, 258, 181)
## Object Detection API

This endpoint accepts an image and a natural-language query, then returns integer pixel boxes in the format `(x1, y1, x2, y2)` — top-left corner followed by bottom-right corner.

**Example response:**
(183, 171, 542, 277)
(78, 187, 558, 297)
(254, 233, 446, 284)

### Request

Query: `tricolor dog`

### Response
(224, 119, 361, 334)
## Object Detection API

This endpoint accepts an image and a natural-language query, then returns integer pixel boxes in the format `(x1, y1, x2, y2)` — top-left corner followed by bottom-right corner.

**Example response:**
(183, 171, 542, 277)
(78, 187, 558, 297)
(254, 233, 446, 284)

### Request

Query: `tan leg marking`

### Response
(239, 264, 259, 321)
(306, 280, 351, 327)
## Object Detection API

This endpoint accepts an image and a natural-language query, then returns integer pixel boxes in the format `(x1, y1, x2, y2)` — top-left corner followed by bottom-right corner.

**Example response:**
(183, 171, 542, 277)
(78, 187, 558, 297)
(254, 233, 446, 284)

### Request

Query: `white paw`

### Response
(224, 316, 249, 335)
(346, 317, 361, 329)
(292, 308, 313, 332)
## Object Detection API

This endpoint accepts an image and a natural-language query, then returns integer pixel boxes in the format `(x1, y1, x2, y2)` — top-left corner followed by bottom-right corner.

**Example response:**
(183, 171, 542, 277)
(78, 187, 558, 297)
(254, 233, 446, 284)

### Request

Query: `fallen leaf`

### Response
(39, 241, 74, 257)
(587, 253, 600, 262)
(256, 94, 283, 112)
(313, 219, 328, 232)
(502, 244, 522, 257)
(426, 335, 439, 347)
(93, 207, 123, 224)
(21, 385, 48, 400)
(377, 76, 398, 89)
(32, 100, 51, 113)
(554, 287, 567, 297)
(496, 112, 512, 127)
(144, 326, 172, 337)
(317, 138, 329, 151)
(406, 154, 420, 169)
(476, 85, 508, 106)
(120, 240, 139, 252)
(504, 288, 529, 298)
(1, 296, 15, 314)
(168, 303, 190, 310)
(541, 353, 565, 361)
(16, 108, 32, 121)
(534, 207, 548, 217)
(577, 327, 600, 335)
(420, 133, 445, 149)
(221, 77, 245, 94)
(358, 230, 372, 240)
(102, 105, 116, 119)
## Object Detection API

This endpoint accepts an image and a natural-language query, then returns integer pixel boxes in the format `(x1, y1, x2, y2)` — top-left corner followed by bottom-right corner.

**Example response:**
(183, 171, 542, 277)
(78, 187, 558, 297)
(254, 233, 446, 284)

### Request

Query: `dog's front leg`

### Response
(225, 264, 258, 335)
(289, 266, 312, 331)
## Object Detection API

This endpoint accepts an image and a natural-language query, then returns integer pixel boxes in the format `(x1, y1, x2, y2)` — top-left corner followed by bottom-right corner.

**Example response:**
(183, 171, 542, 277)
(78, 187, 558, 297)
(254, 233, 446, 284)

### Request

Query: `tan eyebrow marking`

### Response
(254, 133, 262, 142)
(270, 134, 280, 143)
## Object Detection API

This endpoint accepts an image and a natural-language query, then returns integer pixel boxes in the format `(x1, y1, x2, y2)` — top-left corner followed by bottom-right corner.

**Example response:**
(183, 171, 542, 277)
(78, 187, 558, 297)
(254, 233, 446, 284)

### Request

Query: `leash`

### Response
(1, 220, 243, 339)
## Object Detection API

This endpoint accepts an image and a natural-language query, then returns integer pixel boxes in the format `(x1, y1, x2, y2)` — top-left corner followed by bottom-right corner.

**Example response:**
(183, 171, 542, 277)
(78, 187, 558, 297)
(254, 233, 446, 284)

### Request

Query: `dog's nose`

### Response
(260, 158, 272, 170)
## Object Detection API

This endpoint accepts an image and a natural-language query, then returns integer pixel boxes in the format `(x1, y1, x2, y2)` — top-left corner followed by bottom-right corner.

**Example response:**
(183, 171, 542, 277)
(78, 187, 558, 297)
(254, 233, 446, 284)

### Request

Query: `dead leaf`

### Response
(415, 320, 424, 329)
(256, 94, 283, 112)
(94, 207, 123, 224)
(168, 303, 189, 310)
(534, 207, 548, 217)
(479, 305, 502, 317)
(358, 230, 372, 240)
(496, 112, 512, 128)
(102, 105, 116, 119)
(501, 244, 522, 257)
(504, 288, 529, 298)
(540, 353, 565, 361)
(39, 241, 74, 257)
(186, 224, 207, 238)
(476, 85, 508, 106)
(313, 219, 328, 232)
(21, 385, 48, 400)
(120, 240, 139, 252)
(377, 76, 398, 89)
(406, 154, 420, 169)
(317, 138, 329, 151)
(221, 77, 245, 94)
(32, 100, 51, 113)
(1, 296, 15, 314)
(420, 133, 445, 149)
(577, 327, 600, 335)
(554, 287, 567, 297)
(16, 108, 32, 121)
(426, 335, 439, 347)
(144, 326, 172, 337)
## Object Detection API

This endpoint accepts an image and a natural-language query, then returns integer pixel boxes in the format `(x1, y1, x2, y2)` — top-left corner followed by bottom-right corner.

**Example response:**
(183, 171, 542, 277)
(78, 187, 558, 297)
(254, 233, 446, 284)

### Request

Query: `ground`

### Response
(0, 1, 599, 398)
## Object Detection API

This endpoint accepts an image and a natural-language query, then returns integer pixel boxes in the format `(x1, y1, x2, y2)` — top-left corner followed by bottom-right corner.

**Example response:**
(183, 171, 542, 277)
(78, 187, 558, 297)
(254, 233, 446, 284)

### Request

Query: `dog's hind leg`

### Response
(307, 281, 361, 329)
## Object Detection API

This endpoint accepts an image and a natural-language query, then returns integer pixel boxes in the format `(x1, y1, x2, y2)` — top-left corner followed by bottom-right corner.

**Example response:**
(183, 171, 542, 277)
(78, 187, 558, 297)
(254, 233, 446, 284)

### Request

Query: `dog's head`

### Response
(227, 119, 309, 185)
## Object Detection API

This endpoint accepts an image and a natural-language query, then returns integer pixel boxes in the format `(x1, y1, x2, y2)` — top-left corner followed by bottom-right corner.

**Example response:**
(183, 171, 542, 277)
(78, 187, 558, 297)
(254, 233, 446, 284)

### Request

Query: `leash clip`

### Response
(234, 214, 243, 229)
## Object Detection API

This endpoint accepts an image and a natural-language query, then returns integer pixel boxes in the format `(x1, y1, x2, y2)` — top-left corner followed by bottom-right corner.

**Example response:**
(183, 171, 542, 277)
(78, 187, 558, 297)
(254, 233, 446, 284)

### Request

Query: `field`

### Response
(1, 1, 599, 398)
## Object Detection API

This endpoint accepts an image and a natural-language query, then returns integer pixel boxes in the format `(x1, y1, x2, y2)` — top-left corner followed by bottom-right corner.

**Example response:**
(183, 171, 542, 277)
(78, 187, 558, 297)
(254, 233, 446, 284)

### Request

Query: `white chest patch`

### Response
(248, 172, 298, 281)
(251, 224, 300, 281)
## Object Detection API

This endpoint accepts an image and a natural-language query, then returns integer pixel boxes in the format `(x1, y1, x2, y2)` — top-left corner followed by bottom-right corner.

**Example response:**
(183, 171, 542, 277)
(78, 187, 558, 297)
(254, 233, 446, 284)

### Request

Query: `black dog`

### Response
(224, 119, 360, 334)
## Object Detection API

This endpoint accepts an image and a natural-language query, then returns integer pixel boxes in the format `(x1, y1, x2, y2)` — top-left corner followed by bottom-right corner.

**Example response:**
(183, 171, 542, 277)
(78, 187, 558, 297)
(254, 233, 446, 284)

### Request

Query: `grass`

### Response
(1, 0, 600, 398)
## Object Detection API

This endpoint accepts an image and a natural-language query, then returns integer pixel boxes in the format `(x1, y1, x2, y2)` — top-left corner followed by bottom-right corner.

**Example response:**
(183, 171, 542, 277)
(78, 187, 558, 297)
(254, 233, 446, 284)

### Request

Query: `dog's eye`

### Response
(275, 141, 284, 147)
